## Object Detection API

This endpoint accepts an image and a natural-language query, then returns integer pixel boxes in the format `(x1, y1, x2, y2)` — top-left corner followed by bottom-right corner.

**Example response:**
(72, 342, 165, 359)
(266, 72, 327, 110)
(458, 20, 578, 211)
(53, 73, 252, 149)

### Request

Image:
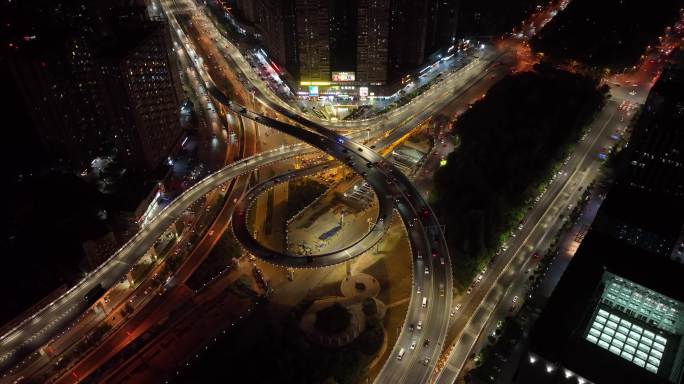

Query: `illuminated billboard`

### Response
(332, 72, 355, 82)
(308, 85, 319, 96)
(359, 87, 369, 97)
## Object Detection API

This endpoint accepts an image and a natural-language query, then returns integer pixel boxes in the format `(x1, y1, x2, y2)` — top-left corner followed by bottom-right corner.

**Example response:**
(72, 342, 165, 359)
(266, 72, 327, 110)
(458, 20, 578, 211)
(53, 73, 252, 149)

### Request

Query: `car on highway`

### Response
(417, 320, 423, 330)
(397, 348, 406, 361)
(424, 266, 430, 275)
(532, 251, 540, 259)
(423, 339, 430, 347)
(423, 357, 430, 366)
(439, 284, 445, 297)
(466, 286, 473, 295)
(422, 297, 428, 308)
(410, 340, 417, 350)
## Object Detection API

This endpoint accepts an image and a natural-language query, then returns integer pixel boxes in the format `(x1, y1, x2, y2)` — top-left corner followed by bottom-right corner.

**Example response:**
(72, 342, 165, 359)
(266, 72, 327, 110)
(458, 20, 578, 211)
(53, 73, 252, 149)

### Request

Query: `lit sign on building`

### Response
(332, 72, 355, 82)
(308, 85, 319, 96)
(359, 87, 369, 97)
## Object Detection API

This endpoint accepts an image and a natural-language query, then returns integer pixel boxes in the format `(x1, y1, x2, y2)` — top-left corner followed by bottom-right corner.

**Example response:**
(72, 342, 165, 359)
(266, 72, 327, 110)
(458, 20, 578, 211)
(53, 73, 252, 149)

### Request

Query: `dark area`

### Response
(433, 64, 606, 291)
(176, 304, 383, 384)
(532, 0, 682, 69)
(458, 0, 541, 37)
(470, 320, 523, 383)
(0, 165, 155, 325)
(185, 230, 242, 291)
(314, 303, 352, 334)
(287, 177, 328, 219)
(2, 172, 108, 324)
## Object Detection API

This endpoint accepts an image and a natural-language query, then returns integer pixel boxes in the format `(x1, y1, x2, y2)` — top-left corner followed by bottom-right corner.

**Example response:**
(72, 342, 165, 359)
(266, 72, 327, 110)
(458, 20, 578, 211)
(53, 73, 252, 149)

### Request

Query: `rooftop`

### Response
(526, 231, 684, 384)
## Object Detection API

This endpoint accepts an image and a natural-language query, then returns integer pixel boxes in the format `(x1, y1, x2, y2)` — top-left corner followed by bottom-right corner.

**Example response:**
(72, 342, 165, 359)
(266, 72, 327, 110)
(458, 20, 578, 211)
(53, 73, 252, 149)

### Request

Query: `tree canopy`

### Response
(315, 303, 352, 334)
(433, 65, 606, 290)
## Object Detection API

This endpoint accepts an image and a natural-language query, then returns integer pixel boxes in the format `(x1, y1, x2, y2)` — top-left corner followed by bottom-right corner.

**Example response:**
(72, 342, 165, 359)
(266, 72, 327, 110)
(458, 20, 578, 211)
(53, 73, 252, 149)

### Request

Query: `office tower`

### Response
(514, 232, 684, 384)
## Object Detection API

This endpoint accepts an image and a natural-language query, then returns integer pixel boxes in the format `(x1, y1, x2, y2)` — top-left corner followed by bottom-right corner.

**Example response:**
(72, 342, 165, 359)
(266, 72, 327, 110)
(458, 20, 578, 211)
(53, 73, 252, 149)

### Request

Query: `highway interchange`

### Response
(1, 0, 660, 382)
(0, 0, 496, 377)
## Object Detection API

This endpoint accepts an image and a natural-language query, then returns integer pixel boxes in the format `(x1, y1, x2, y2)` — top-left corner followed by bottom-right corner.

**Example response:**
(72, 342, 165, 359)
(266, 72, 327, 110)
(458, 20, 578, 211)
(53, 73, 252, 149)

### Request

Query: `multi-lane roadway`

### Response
(0, 0, 556, 381)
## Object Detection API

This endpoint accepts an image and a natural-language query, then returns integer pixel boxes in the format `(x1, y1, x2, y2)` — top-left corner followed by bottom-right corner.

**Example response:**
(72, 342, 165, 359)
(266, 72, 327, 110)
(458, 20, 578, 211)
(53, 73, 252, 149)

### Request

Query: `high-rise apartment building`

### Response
(427, 0, 460, 54)
(295, 0, 331, 82)
(329, 0, 357, 73)
(97, 21, 184, 173)
(387, 0, 431, 80)
(356, 0, 390, 84)
(247, 0, 299, 77)
(233, 0, 456, 91)
(5, 5, 184, 174)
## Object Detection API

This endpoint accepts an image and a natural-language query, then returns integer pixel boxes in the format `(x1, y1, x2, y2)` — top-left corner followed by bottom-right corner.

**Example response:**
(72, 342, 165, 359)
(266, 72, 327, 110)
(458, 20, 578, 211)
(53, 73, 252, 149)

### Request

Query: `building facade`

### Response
(618, 52, 684, 198)
(295, 0, 332, 82)
(356, 0, 391, 84)
(233, 0, 457, 94)
(5, 5, 184, 174)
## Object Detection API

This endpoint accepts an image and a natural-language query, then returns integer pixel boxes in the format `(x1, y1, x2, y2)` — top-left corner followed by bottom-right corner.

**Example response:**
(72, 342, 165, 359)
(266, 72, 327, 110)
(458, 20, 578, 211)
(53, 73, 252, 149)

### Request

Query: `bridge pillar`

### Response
(126, 270, 135, 286)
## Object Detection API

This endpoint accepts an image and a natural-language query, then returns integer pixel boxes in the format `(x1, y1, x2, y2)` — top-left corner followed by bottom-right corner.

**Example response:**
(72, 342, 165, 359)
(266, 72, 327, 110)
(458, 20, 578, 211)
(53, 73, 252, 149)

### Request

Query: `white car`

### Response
(424, 266, 430, 275)
(417, 320, 423, 331)
(410, 340, 417, 350)
(512, 295, 519, 304)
